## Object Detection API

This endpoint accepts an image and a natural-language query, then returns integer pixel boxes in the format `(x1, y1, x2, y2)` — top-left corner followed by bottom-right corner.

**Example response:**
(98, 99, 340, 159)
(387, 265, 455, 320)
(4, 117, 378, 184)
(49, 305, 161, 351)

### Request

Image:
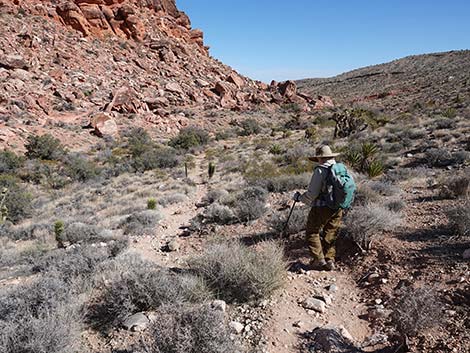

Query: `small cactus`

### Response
(147, 198, 157, 210)
(54, 220, 65, 248)
(208, 162, 216, 179)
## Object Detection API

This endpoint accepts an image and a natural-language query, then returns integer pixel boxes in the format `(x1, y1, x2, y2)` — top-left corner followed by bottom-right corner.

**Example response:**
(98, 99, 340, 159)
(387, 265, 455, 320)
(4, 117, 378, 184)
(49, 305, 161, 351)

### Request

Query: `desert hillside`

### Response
(0, 0, 331, 151)
(0, 2, 469, 353)
(297, 50, 470, 116)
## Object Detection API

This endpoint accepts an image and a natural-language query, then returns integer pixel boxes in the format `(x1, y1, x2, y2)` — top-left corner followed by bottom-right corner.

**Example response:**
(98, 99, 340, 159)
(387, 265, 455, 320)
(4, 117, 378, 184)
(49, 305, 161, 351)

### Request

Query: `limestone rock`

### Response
(210, 300, 227, 313)
(302, 298, 327, 313)
(122, 312, 150, 331)
(229, 321, 244, 334)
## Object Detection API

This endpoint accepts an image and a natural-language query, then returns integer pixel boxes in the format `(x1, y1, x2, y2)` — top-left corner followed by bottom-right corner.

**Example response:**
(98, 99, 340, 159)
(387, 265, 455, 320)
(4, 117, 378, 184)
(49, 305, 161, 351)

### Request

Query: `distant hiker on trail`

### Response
(292, 145, 356, 271)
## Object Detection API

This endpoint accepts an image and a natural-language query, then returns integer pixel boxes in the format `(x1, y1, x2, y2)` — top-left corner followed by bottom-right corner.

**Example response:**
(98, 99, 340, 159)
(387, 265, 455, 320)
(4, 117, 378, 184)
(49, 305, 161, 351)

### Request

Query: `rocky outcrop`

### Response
(0, 0, 333, 150)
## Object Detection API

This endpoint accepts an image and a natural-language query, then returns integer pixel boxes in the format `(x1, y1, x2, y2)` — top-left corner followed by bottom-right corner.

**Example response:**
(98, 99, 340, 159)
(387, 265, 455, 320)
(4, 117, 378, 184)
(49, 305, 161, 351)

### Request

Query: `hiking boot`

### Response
(305, 259, 327, 271)
(324, 259, 335, 271)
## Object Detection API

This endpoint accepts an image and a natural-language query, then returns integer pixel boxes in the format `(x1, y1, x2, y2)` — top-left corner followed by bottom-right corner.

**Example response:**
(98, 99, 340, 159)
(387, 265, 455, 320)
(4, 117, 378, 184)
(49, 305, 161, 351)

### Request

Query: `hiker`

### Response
(293, 145, 355, 271)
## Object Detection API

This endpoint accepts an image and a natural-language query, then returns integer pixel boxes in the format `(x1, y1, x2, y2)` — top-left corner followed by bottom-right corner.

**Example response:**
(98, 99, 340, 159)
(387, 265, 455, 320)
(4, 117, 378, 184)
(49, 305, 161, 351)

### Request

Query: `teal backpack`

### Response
(323, 163, 356, 209)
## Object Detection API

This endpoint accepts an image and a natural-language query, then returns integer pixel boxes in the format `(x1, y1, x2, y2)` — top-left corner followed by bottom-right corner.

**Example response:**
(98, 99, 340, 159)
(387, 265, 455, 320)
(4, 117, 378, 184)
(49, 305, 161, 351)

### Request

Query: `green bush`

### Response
(126, 127, 152, 157)
(0, 149, 24, 173)
(147, 198, 157, 210)
(62, 153, 99, 182)
(0, 175, 32, 223)
(25, 134, 65, 160)
(169, 127, 210, 150)
(238, 118, 261, 136)
(189, 241, 286, 303)
(131, 147, 179, 172)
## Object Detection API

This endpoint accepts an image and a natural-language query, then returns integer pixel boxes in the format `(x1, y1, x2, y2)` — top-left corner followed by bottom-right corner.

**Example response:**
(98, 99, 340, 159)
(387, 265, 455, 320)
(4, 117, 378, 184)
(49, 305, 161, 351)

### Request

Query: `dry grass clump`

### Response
(391, 287, 442, 337)
(0, 276, 82, 353)
(158, 192, 187, 207)
(438, 173, 470, 199)
(142, 304, 243, 353)
(87, 254, 211, 331)
(189, 241, 286, 303)
(343, 203, 402, 249)
(203, 203, 236, 225)
(269, 206, 309, 235)
(446, 198, 470, 237)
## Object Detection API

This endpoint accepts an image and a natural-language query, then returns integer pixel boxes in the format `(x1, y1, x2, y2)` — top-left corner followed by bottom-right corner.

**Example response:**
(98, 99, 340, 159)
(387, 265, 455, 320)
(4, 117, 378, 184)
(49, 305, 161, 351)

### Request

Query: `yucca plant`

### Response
(0, 187, 8, 225)
(208, 162, 216, 179)
(367, 160, 385, 178)
(344, 150, 362, 169)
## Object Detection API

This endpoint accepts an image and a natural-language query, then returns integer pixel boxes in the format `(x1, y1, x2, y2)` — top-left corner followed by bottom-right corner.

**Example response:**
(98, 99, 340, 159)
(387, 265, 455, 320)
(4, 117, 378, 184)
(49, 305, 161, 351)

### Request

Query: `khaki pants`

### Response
(306, 206, 343, 262)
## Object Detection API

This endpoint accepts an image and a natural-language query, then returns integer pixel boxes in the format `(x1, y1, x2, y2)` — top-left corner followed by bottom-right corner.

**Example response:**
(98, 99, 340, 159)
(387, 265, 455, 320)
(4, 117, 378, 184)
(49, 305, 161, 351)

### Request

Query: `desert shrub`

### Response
(385, 199, 406, 212)
(87, 255, 211, 330)
(25, 133, 65, 160)
(203, 203, 236, 225)
(126, 127, 152, 157)
(61, 153, 99, 182)
(343, 203, 402, 249)
(439, 174, 470, 199)
(205, 188, 230, 204)
(62, 222, 116, 245)
(269, 206, 309, 235)
(367, 180, 401, 197)
(158, 193, 187, 207)
(434, 118, 457, 130)
(233, 186, 268, 222)
(0, 149, 24, 173)
(169, 126, 210, 150)
(0, 277, 82, 353)
(424, 148, 468, 168)
(391, 287, 442, 337)
(266, 173, 310, 192)
(189, 241, 286, 303)
(446, 198, 470, 237)
(354, 182, 382, 205)
(0, 222, 51, 241)
(132, 147, 179, 172)
(238, 118, 261, 136)
(33, 245, 112, 284)
(142, 304, 241, 353)
(0, 175, 32, 223)
(120, 210, 162, 235)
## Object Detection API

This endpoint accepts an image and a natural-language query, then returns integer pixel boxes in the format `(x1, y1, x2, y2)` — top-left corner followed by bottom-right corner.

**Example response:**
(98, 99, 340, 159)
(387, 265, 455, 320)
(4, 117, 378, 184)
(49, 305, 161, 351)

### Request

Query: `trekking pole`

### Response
(282, 200, 297, 238)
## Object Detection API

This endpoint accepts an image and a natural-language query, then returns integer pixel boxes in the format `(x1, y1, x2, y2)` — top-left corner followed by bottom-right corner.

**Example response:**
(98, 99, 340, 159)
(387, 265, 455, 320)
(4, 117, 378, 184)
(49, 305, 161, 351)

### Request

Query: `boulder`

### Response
(0, 54, 29, 70)
(302, 298, 326, 313)
(309, 326, 362, 353)
(229, 321, 244, 334)
(278, 80, 297, 98)
(90, 113, 118, 138)
(226, 72, 244, 88)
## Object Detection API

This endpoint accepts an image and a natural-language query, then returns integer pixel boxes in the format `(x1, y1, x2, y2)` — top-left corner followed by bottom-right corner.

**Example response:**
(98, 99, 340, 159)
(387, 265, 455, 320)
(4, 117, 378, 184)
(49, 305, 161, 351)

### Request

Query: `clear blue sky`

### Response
(177, 0, 470, 82)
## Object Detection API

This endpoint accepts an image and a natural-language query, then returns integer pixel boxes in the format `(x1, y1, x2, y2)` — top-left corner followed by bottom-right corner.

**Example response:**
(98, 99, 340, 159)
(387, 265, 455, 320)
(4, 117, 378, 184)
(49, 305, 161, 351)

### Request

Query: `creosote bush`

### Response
(238, 118, 261, 136)
(142, 304, 242, 353)
(391, 287, 442, 337)
(25, 133, 65, 160)
(0, 175, 32, 223)
(189, 241, 286, 303)
(169, 126, 210, 150)
(343, 203, 402, 249)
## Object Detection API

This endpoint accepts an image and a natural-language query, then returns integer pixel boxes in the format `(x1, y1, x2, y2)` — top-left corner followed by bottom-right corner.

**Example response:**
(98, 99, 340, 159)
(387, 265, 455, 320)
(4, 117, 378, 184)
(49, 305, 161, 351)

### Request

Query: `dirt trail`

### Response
(264, 267, 371, 352)
(131, 154, 208, 266)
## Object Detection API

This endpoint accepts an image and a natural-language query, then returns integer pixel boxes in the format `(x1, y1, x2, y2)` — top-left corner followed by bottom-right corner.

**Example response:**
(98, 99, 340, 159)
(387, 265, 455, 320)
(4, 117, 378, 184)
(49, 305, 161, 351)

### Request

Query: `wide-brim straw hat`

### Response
(308, 145, 340, 161)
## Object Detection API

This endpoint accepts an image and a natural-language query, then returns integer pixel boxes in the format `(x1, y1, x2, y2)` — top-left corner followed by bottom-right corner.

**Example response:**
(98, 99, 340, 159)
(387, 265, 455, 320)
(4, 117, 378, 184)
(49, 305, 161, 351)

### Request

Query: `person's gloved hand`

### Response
(293, 191, 301, 202)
